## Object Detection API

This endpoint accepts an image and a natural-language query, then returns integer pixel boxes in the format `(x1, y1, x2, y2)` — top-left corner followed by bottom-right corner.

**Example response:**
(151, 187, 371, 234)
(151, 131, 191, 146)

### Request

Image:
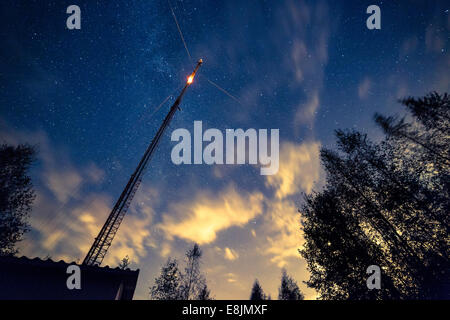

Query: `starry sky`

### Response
(0, 0, 448, 299)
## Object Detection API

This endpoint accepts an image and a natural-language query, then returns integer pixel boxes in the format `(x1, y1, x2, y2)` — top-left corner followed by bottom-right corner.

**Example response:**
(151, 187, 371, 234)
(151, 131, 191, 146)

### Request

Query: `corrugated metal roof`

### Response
(0, 255, 139, 274)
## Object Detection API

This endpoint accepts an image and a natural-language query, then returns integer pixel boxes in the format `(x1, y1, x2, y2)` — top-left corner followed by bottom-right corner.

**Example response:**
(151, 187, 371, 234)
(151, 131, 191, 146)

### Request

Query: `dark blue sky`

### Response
(0, 0, 448, 299)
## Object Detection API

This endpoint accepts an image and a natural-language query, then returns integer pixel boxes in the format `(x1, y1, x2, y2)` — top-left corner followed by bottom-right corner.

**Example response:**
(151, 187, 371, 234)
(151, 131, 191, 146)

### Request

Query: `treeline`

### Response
(300, 92, 449, 299)
(150, 243, 305, 300)
(249, 270, 304, 300)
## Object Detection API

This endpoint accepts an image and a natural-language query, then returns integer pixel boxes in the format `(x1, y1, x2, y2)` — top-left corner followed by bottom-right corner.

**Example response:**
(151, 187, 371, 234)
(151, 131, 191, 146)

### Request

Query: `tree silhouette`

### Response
(118, 255, 130, 270)
(180, 243, 207, 300)
(250, 279, 266, 300)
(278, 269, 304, 300)
(197, 284, 212, 300)
(0, 144, 36, 256)
(300, 92, 449, 299)
(150, 243, 211, 300)
(150, 258, 182, 300)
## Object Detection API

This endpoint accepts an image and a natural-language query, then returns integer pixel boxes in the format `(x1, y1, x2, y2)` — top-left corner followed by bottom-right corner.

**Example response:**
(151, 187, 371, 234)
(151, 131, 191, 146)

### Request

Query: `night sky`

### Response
(0, 0, 448, 299)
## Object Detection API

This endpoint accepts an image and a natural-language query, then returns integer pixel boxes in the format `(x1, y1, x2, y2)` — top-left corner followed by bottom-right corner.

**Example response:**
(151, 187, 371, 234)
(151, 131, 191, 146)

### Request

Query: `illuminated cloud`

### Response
(104, 185, 157, 265)
(260, 141, 322, 268)
(158, 186, 264, 244)
(266, 141, 321, 199)
(20, 186, 156, 266)
(1, 123, 156, 266)
(159, 242, 172, 258)
(224, 247, 239, 261)
(261, 199, 303, 268)
(226, 273, 238, 283)
(19, 192, 112, 263)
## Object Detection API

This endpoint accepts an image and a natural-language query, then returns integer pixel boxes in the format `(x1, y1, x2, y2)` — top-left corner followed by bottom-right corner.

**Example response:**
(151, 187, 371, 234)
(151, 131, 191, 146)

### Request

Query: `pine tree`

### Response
(180, 243, 207, 300)
(250, 279, 265, 300)
(278, 269, 304, 300)
(0, 144, 36, 256)
(150, 258, 182, 300)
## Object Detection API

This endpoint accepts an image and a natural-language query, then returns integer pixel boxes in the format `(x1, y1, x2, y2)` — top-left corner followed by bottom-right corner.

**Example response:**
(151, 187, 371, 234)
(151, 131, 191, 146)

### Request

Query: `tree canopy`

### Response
(300, 92, 449, 299)
(250, 279, 266, 300)
(0, 144, 36, 256)
(150, 258, 183, 300)
(278, 269, 304, 300)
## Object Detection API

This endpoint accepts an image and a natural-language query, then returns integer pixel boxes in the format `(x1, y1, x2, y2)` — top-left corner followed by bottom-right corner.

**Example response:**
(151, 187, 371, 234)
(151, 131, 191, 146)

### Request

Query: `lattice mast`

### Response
(83, 59, 203, 266)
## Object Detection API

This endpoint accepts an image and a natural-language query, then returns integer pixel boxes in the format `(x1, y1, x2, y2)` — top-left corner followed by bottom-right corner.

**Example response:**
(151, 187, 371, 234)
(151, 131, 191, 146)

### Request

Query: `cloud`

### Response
(84, 163, 105, 184)
(226, 273, 238, 283)
(224, 247, 239, 261)
(20, 182, 157, 266)
(158, 186, 264, 244)
(19, 191, 112, 263)
(1, 121, 156, 265)
(280, 0, 330, 128)
(266, 141, 321, 199)
(358, 77, 372, 100)
(261, 199, 303, 267)
(45, 168, 82, 203)
(0, 120, 105, 205)
(3, 120, 318, 297)
(159, 242, 172, 258)
(282, 0, 330, 84)
(295, 91, 320, 125)
(104, 185, 157, 265)
(291, 40, 308, 83)
(259, 141, 322, 267)
(164, 141, 322, 277)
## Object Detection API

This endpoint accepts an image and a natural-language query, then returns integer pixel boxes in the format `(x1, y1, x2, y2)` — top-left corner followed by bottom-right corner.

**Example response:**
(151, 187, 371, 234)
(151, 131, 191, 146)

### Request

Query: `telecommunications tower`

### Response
(83, 59, 203, 266)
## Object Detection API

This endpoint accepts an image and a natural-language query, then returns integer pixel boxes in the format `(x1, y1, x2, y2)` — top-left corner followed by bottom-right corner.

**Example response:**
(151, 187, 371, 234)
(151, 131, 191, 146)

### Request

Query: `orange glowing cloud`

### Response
(158, 186, 264, 244)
